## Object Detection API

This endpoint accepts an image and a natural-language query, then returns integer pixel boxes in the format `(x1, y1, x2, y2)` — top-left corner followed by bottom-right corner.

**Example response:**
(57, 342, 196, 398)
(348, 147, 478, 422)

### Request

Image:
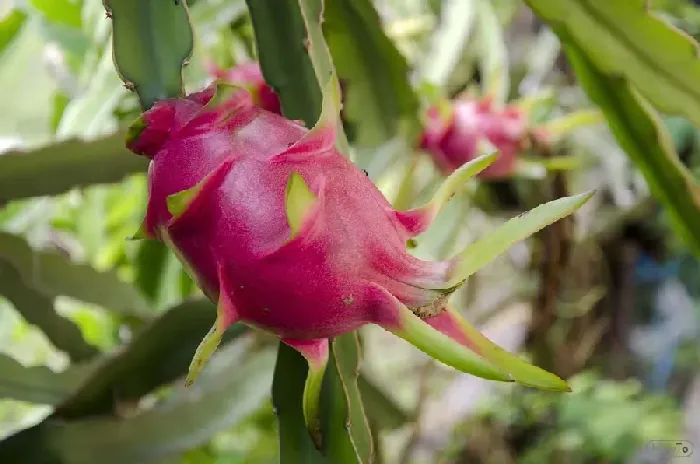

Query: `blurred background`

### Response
(0, 0, 699, 463)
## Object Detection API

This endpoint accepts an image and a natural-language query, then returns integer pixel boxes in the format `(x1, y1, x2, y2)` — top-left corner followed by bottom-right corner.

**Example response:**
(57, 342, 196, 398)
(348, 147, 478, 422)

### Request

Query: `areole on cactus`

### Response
(126, 70, 592, 442)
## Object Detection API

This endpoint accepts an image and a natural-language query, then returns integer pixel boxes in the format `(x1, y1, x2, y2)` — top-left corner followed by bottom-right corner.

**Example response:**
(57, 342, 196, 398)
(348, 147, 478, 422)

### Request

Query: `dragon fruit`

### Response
(127, 74, 591, 438)
(207, 61, 282, 115)
(420, 97, 531, 179)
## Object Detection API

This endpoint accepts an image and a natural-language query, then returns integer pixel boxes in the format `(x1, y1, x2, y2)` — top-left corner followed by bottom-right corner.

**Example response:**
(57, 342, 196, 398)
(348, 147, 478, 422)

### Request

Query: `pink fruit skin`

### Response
(208, 61, 282, 115)
(420, 98, 527, 179)
(128, 84, 454, 342)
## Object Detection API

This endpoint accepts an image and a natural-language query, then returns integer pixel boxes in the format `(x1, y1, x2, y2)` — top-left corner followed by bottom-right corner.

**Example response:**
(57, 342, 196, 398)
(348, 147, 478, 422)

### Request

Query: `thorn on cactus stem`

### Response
(124, 82, 135, 92)
(105, 10, 112, 19)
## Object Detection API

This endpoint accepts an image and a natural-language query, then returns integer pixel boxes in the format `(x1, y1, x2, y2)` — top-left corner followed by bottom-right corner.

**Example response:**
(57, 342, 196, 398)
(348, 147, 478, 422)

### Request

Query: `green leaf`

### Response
(323, 0, 420, 146)
(0, 9, 27, 57)
(0, 260, 98, 363)
(0, 232, 151, 320)
(523, 0, 700, 129)
(0, 131, 148, 204)
(560, 38, 700, 256)
(0, 353, 96, 405)
(0, 343, 275, 464)
(320, 333, 373, 464)
(104, 0, 194, 109)
(54, 299, 246, 419)
(272, 343, 326, 464)
(244, 0, 322, 127)
(357, 373, 411, 431)
(30, 0, 82, 28)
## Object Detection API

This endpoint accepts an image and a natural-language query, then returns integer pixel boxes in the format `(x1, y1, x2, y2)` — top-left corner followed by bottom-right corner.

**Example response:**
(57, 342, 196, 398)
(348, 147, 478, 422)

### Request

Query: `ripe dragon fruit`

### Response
(420, 97, 531, 179)
(207, 61, 282, 115)
(126, 74, 591, 438)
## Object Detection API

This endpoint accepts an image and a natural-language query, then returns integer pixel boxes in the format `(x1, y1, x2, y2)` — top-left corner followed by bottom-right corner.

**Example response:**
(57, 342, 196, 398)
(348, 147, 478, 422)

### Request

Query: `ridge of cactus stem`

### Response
(393, 152, 498, 237)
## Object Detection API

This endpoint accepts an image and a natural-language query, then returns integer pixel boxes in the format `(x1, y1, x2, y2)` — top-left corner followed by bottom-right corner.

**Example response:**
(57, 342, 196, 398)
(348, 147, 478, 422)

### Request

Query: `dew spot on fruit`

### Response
(342, 296, 354, 306)
(262, 307, 270, 312)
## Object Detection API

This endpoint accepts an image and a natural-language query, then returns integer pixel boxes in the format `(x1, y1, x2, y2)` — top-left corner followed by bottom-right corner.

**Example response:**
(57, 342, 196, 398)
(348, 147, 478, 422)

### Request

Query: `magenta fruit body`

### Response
(128, 84, 453, 341)
(420, 98, 528, 179)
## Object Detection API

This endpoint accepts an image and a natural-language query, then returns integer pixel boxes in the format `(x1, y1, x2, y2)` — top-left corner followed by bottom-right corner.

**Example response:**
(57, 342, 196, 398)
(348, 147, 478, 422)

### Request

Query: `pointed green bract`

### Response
(166, 184, 204, 221)
(204, 81, 251, 110)
(444, 307, 570, 391)
(185, 323, 224, 387)
(445, 191, 595, 288)
(387, 300, 511, 382)
(285, 172, 317, 239)
(302, 358, 327, 448)
(127, 221, 151, 241)
(426, 152, 497, 213)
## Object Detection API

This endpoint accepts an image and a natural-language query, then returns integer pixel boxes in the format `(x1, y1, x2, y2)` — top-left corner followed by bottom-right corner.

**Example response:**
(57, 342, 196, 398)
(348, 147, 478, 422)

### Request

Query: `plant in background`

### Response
(419, 97, 532, 179)
(417, 94, 602, 180)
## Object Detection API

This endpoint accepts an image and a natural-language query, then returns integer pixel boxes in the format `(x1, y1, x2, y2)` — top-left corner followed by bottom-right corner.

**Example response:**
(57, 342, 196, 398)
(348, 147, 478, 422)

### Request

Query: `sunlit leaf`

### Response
(0, 9, 27, 57)
(30, 0, 82, 28)
(561, 38, 700, 256)
(524, 0, 700, 129)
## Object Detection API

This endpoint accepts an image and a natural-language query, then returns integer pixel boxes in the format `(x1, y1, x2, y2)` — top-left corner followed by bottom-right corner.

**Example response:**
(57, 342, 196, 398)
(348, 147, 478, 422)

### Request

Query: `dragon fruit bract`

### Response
(208, 61, 282, 115)
(127, 75, 590, 437)
(420, 97, 528, 179)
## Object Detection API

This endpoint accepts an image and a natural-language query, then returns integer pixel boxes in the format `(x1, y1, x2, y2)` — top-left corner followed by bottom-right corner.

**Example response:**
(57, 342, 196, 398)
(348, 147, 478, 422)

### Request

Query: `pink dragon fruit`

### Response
(127, 75, 590, 438)
(207, 61, 282, 115)
(420, 97, 530, 179)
